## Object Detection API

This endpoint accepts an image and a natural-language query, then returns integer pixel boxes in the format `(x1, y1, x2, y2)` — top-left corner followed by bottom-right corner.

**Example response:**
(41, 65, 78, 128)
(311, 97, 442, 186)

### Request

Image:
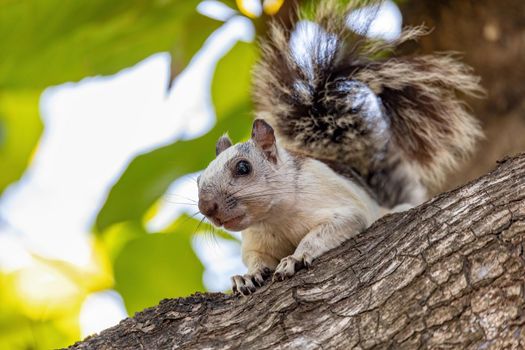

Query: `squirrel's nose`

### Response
(198, 198, 219, 217)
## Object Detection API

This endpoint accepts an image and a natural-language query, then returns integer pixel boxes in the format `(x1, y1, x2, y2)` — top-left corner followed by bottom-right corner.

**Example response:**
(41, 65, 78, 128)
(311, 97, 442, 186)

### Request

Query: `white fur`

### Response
(242, 152, 381, 271)
(199, 138, 409, 294)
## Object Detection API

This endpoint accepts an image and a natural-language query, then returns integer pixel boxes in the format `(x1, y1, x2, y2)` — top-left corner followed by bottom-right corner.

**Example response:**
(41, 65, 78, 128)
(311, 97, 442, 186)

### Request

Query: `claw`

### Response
(303, 258, 311, 269)
(273, 254, 313, 281)
(253, 274, 264, 287)
(231, 276, 240, 294)
(230, 268, 273, 295)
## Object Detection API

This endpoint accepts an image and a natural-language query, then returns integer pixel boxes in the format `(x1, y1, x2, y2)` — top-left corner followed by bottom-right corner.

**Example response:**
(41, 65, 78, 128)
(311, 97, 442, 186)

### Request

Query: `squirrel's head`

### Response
(197, 119, 283, 231)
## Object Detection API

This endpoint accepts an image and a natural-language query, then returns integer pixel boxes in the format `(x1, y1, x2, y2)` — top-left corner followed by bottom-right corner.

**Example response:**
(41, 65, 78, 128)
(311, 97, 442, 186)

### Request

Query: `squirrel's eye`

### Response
(235, 160, 252, 176)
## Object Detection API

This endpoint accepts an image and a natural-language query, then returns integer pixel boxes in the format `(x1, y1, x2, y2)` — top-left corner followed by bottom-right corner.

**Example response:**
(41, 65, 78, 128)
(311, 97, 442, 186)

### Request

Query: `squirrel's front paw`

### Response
(273, 254, 312, 281)
(231, 268, 272, 296)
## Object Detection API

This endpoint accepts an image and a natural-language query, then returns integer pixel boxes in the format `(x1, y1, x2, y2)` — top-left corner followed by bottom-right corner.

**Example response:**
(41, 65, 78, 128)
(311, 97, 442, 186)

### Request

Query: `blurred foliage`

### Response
(0, 254, 112, 349)
(0, 91, 43, 196)
(0, 0, 221, 89)
(114, 232, 203, 315)
(96, 41, 256, 231)
(0, 0, 288, 348)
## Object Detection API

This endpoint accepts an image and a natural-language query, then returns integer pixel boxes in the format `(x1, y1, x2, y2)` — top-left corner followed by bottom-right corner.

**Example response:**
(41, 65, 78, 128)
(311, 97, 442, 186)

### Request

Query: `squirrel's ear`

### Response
(251, 119, 277, 163)
(216, 135, 232, 156)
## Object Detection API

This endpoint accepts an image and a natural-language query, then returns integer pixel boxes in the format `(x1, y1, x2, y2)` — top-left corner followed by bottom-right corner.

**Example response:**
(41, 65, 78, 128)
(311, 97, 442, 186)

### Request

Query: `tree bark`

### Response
(400, 0, 525, 193)
(67, 153, 525, 350)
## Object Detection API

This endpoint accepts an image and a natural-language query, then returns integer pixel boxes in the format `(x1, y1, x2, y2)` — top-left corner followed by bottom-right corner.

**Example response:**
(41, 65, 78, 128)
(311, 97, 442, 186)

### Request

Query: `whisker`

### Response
(163, 200, 198, 206)
(209, 223, 220, 247)
(179, 211, 203, 226)
(200, 218, 221, 250)
(193, 217, 206, 236)
(189, 176, 199, 184)
(165, 193, 198, 203)
(236, 190, 321, 201)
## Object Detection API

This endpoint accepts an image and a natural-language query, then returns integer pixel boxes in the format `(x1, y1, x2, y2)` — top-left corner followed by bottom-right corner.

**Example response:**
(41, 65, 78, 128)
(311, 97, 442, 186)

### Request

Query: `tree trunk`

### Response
(67, 153, 525, 350)
(400, 0, 525, 193)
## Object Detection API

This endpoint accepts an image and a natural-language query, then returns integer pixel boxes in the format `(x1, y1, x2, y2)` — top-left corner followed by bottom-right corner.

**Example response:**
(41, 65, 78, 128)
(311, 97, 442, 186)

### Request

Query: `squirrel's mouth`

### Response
(221, 214, 246, 231)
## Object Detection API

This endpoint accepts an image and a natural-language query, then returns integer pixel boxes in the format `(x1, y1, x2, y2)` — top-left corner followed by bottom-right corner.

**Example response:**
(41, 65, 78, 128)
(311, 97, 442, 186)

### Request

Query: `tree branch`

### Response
(68, 153, 525, 349)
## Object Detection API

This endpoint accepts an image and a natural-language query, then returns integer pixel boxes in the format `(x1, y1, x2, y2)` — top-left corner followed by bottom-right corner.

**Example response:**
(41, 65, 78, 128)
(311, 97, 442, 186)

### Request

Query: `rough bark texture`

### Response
(68, 153, 525, 350)
(400, 0, 525, 193)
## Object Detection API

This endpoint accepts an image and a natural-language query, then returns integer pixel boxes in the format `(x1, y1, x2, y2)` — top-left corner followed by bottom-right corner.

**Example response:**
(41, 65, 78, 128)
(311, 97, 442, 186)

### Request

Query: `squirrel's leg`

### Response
(273, 212, 367, 281)
(231, 250, 278, 296)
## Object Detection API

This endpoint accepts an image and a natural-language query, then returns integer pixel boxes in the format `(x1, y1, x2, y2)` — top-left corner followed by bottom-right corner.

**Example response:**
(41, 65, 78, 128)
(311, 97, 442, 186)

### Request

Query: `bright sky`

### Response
(0, 0, 401, 338)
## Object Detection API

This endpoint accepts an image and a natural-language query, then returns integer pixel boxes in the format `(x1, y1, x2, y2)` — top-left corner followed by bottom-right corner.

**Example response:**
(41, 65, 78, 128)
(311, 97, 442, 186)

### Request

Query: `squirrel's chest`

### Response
(243, 212, 319, 257)
(273, 212, 317, 245)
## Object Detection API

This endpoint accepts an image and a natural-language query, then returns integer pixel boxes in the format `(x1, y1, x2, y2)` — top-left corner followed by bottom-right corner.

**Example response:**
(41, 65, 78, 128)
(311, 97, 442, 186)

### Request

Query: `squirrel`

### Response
(197, 0, 483, 295)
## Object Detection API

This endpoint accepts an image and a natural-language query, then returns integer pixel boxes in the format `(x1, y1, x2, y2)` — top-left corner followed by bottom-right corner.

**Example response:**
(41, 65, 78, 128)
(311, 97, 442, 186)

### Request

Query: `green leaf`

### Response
(98, 221, 149, 263)
(211, 41, 258, 118)
(0, 317, 80, 350)
(0, 90, 43, 195)
(114, 233, 204, 314)
(169, 11, 223, 86)
(96, 41, 258, 231)
(0, 0, 219, 89)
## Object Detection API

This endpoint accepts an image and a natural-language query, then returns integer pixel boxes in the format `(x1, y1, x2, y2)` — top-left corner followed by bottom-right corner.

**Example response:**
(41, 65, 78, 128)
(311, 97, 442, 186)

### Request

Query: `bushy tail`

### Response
(252, 0, 483, 188)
